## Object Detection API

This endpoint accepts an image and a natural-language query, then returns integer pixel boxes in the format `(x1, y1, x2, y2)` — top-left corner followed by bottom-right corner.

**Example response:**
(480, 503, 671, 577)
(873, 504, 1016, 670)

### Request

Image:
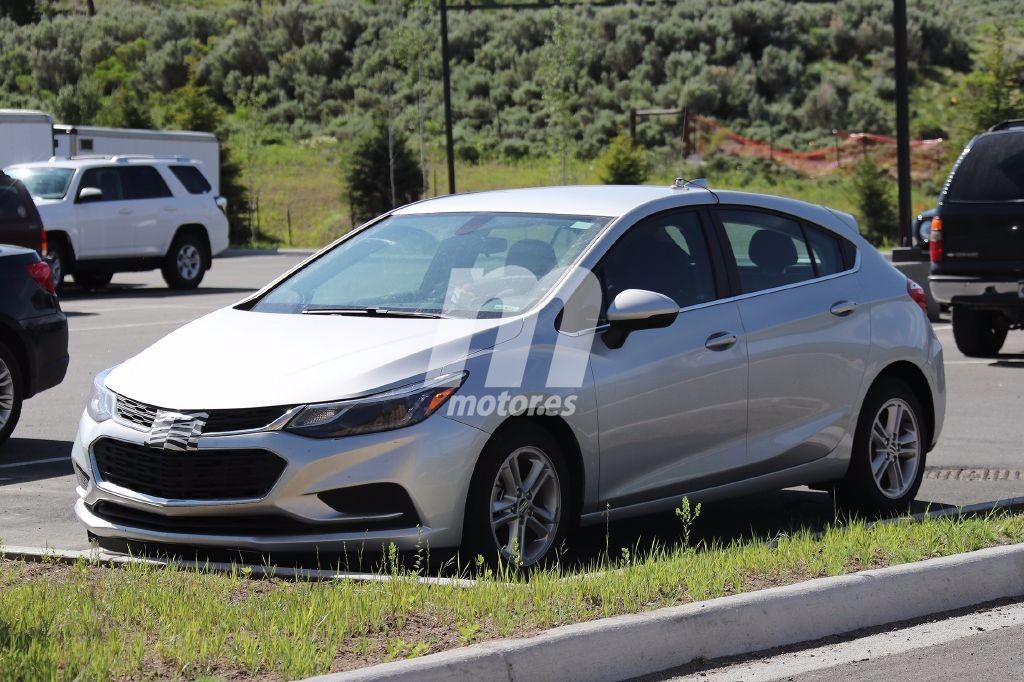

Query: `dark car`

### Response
(0, 171, 46, 254)
(0, 244, 68, 448)
(930, 120, 1024, 356)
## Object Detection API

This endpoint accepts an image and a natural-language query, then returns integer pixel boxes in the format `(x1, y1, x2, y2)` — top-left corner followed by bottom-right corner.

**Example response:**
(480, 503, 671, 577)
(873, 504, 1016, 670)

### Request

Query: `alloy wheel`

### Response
(0, 356, 13, 432)
(869, 398, 921, 499)
(489, 445, 562, 566)
(176, 244, 202, 281)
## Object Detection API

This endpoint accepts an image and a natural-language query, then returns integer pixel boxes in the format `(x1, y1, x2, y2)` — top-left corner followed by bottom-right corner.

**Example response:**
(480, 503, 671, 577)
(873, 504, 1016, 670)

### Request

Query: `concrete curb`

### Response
(0, 544, 475, 587)
(306, 542, 1024, 682)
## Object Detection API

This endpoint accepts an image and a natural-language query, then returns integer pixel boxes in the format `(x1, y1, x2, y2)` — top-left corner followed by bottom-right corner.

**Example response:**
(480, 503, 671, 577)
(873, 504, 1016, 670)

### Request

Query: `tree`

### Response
(95, 86, 154, 129)
(851, 158, 897, 246)
(538, 14, 582, 183)
(160, 81, 225, 133)
(0, 0, 38, 24)
(599, 134, 649, 184)
(964, 26, 1022, 132)
(345, 121, 421, 223)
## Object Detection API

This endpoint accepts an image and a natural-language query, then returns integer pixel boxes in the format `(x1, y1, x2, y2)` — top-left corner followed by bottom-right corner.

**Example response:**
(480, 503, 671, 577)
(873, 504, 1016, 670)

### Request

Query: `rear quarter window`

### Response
(946, 133, 1024, 202)
(170, 165, 213, 194)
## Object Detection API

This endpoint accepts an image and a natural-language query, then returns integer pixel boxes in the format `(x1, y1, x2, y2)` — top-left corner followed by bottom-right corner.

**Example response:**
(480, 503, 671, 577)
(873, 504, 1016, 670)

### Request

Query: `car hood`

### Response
(105, 307, 524, 409)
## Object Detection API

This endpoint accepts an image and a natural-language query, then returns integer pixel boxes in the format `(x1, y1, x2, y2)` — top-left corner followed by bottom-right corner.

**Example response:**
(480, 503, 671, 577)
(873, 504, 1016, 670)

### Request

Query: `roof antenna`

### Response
(672, 177, 708, 190)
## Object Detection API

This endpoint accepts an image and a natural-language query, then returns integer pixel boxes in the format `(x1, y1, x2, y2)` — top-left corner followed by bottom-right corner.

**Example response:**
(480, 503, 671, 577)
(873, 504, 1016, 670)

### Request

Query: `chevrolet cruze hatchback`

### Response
(74, 184, 945, 567)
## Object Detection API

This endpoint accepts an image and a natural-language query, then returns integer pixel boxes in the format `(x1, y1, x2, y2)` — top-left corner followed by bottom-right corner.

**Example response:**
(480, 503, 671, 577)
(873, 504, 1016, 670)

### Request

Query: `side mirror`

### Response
(603, 289, 679, 349)
(77, 187, 103, 204)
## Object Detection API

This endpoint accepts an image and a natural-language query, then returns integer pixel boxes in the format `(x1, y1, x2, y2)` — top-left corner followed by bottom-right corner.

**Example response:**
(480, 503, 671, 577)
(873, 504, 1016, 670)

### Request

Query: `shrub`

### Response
(599, 134, 649, 185)
(345, 121, 422, 224)
(850, 158, 897, 246)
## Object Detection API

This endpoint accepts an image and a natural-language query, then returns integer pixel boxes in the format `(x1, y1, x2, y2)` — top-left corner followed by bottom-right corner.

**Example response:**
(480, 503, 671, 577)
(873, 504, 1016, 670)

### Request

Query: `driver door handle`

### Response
(830, 300, 858, 317)
(705, 331, 738, 351)
(118, 208, 133, 215)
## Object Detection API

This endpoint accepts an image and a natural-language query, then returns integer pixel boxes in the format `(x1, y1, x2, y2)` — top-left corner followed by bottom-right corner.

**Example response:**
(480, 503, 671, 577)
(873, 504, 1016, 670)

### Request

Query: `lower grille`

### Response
(92, 438, 286, 500)
(90, 501, 410, 535)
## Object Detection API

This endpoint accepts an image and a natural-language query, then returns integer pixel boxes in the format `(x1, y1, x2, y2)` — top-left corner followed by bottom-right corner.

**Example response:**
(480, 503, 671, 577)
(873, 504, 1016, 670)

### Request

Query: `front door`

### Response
(589, 209, 749, 508)
(73, 166, 135, 258)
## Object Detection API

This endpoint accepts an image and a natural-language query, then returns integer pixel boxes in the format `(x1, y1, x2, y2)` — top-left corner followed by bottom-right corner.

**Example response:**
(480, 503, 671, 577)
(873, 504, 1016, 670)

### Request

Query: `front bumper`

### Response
(72, 410, 489, 553)
(929, 276, 1022, 308)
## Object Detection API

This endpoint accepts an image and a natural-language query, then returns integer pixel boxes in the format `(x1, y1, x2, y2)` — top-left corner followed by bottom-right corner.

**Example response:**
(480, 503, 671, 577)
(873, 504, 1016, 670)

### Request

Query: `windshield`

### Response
(6, 167, 75, 200)
(251, 212, 611, 319)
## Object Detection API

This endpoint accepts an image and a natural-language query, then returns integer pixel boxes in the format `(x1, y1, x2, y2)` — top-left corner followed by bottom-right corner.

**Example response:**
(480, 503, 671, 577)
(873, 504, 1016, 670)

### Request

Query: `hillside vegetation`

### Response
(1, 0, 1021, 245)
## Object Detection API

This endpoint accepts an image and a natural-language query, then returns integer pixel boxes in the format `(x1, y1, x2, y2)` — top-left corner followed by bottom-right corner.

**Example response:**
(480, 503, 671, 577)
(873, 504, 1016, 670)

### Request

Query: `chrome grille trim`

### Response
(113, 395, 296, 436)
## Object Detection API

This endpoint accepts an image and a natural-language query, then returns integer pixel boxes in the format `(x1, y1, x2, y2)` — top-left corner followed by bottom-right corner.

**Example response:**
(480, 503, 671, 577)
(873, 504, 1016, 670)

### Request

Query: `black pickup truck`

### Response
(930, 120, 1024, 357)
(0, 245, 68, 448)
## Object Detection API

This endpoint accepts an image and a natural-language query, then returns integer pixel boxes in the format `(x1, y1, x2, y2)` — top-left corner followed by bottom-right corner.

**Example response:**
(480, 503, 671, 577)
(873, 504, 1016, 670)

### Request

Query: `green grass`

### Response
(3, 512, 1024, 679)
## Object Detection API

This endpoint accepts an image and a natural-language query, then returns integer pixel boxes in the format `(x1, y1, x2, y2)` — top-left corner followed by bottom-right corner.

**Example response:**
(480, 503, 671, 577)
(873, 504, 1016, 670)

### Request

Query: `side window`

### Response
(80, 167, 125, 202)
(170, 165, 212, 194)
(718, 209, 813, 294)
(598, 211, 717, 310)
(119, 166, 173, 200)
(804, 224, 846, 276)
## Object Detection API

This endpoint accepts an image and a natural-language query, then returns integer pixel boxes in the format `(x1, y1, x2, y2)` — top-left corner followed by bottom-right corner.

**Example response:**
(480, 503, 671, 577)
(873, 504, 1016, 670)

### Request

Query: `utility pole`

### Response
(893, 0, 912, 247)
(440, 0, 456, 194)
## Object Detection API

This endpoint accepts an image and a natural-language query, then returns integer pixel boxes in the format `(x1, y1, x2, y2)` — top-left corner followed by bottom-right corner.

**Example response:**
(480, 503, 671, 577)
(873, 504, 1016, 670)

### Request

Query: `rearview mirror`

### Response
(77, 187, 103, 203)
(603, 289, 679, 349)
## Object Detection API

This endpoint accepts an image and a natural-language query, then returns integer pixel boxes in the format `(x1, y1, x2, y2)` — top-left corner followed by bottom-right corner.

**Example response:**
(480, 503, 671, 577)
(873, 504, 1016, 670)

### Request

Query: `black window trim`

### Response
(708, 204, 861, 302)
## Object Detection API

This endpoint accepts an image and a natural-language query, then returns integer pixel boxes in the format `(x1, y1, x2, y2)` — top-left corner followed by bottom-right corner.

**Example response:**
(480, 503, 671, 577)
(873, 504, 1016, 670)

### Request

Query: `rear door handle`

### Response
(118, 208, 133, 215)
(830, 300, 858, 317)
(705, 331, 738, 351)
(163, 206, 178, 212)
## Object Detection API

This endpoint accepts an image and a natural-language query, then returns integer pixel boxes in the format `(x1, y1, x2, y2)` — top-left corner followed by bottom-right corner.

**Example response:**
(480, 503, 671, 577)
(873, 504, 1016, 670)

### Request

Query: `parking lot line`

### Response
(69, 319, 195, 332)
(0, 456, 71, 470)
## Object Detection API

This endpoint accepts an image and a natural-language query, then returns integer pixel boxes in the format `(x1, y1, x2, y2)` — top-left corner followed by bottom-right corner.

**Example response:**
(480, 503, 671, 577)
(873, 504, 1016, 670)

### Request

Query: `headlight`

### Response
(86, 368, 116, 422)
(285, 371, 468, 439)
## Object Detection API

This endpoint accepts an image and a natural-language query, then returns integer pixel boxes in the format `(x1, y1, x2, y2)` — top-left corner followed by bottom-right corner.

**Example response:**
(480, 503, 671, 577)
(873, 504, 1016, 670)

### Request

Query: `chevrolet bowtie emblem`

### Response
(145, 410, 208, 451)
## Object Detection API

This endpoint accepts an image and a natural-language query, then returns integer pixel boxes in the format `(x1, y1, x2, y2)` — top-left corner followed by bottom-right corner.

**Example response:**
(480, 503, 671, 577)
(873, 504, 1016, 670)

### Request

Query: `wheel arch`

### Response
(865, 360, 936, 452)
(0, 317, 31, 397)
(46, 230, 76, 267)
(486, 415, 587, 523)
(169, 223, 212, 269)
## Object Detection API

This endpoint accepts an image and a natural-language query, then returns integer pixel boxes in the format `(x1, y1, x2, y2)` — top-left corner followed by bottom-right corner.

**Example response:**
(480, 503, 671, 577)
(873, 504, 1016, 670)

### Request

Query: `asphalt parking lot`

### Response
(1, 252, 1022, 558)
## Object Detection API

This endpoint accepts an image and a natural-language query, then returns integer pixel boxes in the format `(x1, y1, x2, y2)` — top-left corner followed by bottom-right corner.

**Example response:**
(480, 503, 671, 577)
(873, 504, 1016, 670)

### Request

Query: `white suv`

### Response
(5, 156, 229, 291)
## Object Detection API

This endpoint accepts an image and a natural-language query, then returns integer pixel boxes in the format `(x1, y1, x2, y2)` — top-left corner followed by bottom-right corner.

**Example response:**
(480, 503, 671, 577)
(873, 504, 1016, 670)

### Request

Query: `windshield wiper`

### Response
(301, 306, 447, 319)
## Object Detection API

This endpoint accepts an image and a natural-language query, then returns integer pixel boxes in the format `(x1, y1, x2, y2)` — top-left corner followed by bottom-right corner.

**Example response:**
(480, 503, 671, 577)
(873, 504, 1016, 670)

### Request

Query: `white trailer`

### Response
(0, 109, 55, 169)
(53, 125, 221, 193)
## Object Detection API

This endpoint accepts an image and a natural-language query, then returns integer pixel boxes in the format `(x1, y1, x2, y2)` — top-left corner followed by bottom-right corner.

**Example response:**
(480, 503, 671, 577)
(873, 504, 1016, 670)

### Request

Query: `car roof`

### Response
(393, 185, 715, 218)
(394, 185, 860, 240)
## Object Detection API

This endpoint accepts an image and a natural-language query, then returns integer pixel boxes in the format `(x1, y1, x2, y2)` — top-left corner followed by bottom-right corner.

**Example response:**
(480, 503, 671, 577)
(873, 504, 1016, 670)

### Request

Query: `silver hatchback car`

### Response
(74, 184, 945, 566)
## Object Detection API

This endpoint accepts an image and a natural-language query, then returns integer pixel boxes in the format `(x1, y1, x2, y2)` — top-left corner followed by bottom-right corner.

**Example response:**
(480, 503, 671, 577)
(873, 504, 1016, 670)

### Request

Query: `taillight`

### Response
(929, 216, 943, 262)
(907, 278, 928, 313)
(26, 260, 56, 295)
(40, 227, 48, 257)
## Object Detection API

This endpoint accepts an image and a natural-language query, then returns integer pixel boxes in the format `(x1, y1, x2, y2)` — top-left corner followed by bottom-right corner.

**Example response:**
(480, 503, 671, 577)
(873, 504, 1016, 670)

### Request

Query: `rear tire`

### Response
(952, 306, 1008, 357)
(74, 271, 113, 291)
(462, 422, 572, 569)
(161, 233, 207, 290)
(834, 377, 927, 515)
(0, 341, 24, 449)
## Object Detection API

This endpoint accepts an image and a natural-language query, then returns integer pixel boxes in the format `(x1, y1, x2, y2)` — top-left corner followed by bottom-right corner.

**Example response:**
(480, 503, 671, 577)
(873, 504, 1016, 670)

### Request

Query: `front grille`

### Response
(90, 501, 410, 535)
(116, 396, 157, 429)
(114, 396, 291, 434)
(92, 438, 286, 500)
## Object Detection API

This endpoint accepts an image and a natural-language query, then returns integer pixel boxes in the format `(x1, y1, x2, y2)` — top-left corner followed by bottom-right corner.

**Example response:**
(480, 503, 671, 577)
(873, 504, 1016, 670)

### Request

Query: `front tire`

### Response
(462, 423, 572, 568)
(0, 342, 24, 449)
(162, 233, 206, 290)
(46, 238, 71, 295)
(952, 306, 1008, 357)
(835, 377, 926, 514)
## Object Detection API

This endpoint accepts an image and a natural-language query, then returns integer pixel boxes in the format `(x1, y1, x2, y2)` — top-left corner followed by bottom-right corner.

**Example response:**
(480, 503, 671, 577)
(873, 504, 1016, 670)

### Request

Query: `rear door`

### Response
(0, 176, 42, 251)
(938, 132, 1024, 275)
(714, 207, 870, 472)
(118, 166, 176, 257)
